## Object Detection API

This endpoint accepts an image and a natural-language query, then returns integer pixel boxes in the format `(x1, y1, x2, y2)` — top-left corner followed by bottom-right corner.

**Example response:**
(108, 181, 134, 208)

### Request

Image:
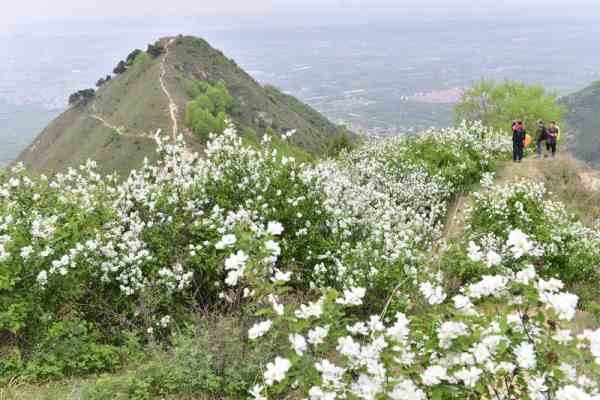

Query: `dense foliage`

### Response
(112, 60, 127, 75)
(95, 75, 111, 88)
(68, 88, 95, 105)
(468, 180, 600, 285)
(2, 121, 600, 399)
(126, 49, 143, 65)
(146, 42, 164, 58)
(454, 79, 565, 135)
(185, 81, 233, 140)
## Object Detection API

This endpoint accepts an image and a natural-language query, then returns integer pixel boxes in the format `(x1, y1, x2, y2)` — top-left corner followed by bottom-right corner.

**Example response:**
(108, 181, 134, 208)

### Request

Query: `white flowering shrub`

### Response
(247, 228, 600, 400)
(302, 122, 508, 305)
(454, 179, 600, 303)
(12, 119, 600, 400)
(0, 129, 333, 379)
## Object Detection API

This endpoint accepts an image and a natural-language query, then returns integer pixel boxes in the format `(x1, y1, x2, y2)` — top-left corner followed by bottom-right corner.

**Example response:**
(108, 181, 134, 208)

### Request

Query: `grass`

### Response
(170, 36, 346, 155)
(1, 378, 95, 400)
(537, 156, 600, 225)
(0, 379, 217, 400)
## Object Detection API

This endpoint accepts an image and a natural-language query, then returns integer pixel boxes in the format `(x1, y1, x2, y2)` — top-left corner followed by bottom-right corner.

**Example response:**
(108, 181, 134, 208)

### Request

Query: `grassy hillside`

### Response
(17, 36, 347, 176)
(560, 80, 600, 162)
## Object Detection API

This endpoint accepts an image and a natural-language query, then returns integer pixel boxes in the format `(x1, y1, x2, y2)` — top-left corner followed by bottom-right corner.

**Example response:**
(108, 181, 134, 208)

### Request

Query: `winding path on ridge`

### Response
(158, 38, 195, 160)
(86, 38, 190, 147)
(159, 38, 179, 143)
(87, 102, 151, 139)
(90, 114, 123, 135)
(89, 113, 152, 139)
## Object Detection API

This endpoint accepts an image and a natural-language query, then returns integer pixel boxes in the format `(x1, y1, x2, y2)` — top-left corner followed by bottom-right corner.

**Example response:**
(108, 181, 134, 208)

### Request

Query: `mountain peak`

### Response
(18, 35, 347, 175)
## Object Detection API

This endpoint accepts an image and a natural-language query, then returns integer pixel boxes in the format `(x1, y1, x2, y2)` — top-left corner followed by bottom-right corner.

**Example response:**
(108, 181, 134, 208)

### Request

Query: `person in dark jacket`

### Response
(512, 120, 525, 162)
(535, 120, 548, 159)
(547, 121, 559, 157)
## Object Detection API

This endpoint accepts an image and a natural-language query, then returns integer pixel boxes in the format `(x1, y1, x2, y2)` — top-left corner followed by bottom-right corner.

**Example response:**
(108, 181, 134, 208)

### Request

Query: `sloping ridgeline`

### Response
(560, 80, 600, 162)
(17, 36, 347, 176)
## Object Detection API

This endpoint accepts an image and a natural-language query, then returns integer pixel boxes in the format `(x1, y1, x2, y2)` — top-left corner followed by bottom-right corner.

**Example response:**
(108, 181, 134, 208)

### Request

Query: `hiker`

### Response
(535, 120, 548, 159)
(547, 121, 559, 157)
(512, 120, 525, 162)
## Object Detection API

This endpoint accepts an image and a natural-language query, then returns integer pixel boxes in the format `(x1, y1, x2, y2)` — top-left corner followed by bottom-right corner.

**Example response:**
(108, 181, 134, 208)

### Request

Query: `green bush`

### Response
(454, 79, 565, 136)
(395, 126, 505, 192)
(22, 319, 121, 381)
(185, 81, 233, 140)
(126, 49, 142, 65)
(0, 348, 23, 385)
(82, 321, 274, 399)
(84, 374, 151, 400)
(326, 129, 355, 157)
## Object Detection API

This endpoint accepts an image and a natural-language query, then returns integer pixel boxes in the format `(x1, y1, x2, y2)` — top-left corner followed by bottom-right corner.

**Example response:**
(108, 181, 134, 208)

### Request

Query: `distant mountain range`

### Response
(17, 36, 348, 175)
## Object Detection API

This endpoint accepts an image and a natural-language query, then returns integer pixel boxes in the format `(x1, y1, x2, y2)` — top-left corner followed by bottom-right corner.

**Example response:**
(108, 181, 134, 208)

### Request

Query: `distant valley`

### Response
(2, 18, 600, 164)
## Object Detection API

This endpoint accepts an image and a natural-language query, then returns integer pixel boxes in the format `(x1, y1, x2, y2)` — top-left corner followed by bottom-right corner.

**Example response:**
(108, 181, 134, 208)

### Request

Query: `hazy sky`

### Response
(3, 0, 600, 28)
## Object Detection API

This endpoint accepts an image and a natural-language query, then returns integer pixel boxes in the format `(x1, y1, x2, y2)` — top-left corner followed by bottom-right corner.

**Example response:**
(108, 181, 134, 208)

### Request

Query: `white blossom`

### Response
(36, 270, 48, 286)
(421, 365, 447, 386)
(249, 320, 273, 340)
(437, 321, 469, 349)
(249, 384, 267, 400)
(264, 356, 291, 386)
(453, 367, 483, 388)
(514, 342, 537, 370)
(224, 250, 248, 286)
(419, 281, 447, 305)
(336, 287, 366, 306)
(389, 379, 426, 400)
(308, 326, 330, 346)
(215, 233, 236, 249)
(507, 229, 533, 259)
(267, 221, 284, 236)
(289, 333, 308, 355)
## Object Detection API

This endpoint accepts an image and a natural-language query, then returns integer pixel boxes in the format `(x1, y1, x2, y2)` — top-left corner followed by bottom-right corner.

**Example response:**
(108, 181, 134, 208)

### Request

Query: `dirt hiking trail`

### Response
(159, 38, 179, 142)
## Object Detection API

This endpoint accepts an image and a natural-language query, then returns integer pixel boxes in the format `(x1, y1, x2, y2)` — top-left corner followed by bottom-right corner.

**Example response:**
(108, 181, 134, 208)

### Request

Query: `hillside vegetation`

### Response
(3, 121, 600, 399)
(17, 36, 349, 176)
(560, 80, 600, 163)
(454, 80, 565, 136)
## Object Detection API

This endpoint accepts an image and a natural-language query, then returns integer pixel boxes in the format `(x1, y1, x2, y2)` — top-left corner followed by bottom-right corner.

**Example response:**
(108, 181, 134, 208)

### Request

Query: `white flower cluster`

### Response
(248, 155, 600, 399)
(301, 122, 507, 288)
(468, 179, 600, 267)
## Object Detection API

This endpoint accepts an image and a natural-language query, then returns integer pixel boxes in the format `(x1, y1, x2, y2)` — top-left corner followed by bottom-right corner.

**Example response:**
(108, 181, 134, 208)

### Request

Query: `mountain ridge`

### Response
(17, 35, 348, 175)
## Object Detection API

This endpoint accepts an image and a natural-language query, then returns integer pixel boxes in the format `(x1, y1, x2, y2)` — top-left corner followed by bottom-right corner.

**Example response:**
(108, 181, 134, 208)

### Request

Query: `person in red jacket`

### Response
(512, 120, 526, 162)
